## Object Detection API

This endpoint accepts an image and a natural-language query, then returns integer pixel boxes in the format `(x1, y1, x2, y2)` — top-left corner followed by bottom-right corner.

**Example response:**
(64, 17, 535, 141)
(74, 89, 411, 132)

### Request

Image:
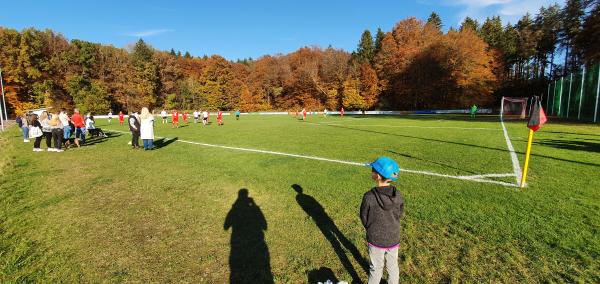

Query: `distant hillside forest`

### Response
(0, 0, 598, 115)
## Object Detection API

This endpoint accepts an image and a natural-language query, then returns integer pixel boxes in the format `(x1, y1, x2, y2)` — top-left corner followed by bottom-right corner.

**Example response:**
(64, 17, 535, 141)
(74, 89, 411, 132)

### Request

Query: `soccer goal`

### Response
(501, 97, 529, 119)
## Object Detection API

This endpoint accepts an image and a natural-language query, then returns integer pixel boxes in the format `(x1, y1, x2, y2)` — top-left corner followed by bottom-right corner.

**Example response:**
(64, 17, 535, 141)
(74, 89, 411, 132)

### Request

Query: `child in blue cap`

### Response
(360, 156, 404, 284)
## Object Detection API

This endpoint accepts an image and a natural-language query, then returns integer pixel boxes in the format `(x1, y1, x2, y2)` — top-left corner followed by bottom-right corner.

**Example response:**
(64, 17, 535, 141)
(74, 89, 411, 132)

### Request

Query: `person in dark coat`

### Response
(128, 112, 140, 149)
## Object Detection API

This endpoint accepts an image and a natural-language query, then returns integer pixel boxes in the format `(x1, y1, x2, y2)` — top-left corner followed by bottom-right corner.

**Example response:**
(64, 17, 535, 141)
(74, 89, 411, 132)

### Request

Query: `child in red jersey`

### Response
(217, 109, 223, 126)
(118, 111, 124, 125)
(172, 109, 180, 128)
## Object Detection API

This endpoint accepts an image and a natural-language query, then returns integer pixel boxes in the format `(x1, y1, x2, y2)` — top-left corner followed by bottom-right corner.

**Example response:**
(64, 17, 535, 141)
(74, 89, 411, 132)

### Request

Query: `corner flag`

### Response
(527, 97, 547, 132)
(521, 96, 547, 188)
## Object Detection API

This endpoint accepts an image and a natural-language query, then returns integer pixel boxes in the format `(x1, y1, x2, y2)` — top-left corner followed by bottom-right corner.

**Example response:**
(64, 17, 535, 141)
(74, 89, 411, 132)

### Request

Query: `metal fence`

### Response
(546, 64, 600, 122)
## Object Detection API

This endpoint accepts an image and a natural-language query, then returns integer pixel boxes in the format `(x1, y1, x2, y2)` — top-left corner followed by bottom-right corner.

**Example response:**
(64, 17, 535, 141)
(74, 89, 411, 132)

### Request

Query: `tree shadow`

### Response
(319, 123, 600, 168)
(543, 130, 600, 137)
(308, 267, 339, 283)
(224, 189, 273, 284)
(153, 137, 178, 149)
(386, 150, 479, 175)
(293, 184, 368, 284)
(535, 139, 600, 153)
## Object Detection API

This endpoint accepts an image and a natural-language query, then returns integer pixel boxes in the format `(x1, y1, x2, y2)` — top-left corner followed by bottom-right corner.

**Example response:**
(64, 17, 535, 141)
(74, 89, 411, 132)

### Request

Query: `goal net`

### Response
(501, 97, 529, 119)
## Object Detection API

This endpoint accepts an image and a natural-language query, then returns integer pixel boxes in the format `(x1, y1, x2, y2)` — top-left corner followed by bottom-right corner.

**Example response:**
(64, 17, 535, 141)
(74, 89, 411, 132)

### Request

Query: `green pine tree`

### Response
(356, 30, 375, 63)
(427, 12, 443, 31)
(480, 16, 504, 50)
(374, 28, 385, 55)
(561, 0, 585, 72)
(460, 17, 479, 32)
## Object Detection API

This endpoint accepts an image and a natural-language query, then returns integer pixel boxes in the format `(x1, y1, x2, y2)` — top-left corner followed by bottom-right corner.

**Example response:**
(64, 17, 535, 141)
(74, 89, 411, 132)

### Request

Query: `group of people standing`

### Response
(16, 109, 107, 152)
(127, 107, 155, 150)
(157, 109, 237, 127)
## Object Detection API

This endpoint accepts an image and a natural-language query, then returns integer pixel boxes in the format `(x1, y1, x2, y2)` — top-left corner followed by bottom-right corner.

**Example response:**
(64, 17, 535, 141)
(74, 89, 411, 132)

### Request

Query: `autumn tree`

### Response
(341, 77, 364, 110)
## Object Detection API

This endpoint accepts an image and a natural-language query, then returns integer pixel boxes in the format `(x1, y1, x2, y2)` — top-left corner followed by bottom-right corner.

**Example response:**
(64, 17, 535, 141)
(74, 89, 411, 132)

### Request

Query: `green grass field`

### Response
(1, 114, 599, 283)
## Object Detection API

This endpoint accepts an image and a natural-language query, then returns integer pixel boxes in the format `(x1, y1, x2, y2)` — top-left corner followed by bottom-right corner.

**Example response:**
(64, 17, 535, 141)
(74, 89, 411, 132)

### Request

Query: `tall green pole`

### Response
(551, 80, 556, 115)
(558, 76, 563, 116)
(546, 82, 551, 111)
(567, 72, 573, 118)
(578, 65, 586, 120)
(594, 64, 600, 123)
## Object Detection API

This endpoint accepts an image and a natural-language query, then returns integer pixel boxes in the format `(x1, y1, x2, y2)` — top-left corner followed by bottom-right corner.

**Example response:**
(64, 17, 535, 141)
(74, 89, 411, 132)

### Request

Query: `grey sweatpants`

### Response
(367, 245, 399, 284)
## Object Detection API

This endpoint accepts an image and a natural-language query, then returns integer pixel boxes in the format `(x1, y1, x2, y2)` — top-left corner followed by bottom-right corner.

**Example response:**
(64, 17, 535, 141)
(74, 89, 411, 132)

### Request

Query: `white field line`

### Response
(306, 122, 500, 131)
(458, 173, 515, 179)
(106, 129, 517, 187)
(499, 118, 522, 186)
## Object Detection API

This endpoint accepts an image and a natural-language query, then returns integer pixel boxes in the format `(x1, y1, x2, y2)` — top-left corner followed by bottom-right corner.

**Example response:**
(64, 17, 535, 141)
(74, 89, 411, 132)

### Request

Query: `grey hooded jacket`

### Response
(360, 186, 404, 248)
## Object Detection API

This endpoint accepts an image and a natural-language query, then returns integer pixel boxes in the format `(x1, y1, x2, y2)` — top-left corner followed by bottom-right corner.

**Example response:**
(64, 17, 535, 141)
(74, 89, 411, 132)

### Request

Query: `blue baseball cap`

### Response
(370, 156, 400, 180)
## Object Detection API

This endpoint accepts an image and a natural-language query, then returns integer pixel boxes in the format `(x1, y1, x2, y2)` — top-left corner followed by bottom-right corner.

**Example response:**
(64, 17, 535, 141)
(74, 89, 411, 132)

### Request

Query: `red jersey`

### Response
(217, 111, 223, 119)
(71, 113, 85, 128)
(118, 112, 124, 121)
(172, 112, 179, 122)
(182, 113, 187, 120)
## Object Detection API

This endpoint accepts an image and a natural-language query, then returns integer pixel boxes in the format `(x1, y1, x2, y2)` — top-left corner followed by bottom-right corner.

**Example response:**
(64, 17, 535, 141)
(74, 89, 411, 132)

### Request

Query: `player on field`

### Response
(217, 109, 223, 126)
(470, 104, 477, 118)
(193, 110, 199, 123)
(161, 109, 168, 124)
(118, 111, 124, 126)
(202, 110, 209, 126)
(172, 109, 180, 128)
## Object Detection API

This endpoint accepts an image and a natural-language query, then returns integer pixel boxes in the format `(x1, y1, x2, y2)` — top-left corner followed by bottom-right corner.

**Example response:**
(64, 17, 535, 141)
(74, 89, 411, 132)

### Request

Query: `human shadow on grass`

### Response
(224, 188, 273, 284)
(293, 184, 368, 284)
(320, 123, 600, 168)
(82, 132, 121, 146)
(153, 137, 178, 149)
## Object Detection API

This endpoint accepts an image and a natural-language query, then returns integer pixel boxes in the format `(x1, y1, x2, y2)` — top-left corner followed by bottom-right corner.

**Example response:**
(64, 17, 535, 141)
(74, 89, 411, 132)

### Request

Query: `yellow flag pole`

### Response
(520, 129, 534, 188)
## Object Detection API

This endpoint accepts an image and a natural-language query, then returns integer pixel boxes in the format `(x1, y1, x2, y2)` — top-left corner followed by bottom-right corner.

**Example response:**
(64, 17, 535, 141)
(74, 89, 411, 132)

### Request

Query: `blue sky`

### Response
(1, 0, 562, 60)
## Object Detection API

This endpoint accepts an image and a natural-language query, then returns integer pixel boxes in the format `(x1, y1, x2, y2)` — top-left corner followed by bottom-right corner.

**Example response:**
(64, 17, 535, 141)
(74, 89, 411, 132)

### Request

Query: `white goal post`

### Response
(501, 97, 529, 119)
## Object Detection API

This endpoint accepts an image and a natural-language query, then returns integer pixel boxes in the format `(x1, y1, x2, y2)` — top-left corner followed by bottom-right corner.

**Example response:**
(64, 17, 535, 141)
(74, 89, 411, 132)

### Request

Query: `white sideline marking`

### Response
(106, 129, 517, 187)
(306, 122, 500, 131)
(500, 118, 522, 185)
(458, 173, 515, 179)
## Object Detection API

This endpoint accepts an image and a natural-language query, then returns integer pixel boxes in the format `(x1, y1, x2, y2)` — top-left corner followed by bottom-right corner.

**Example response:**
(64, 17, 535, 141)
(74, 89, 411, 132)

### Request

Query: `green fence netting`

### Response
(546, 64, 600, 122)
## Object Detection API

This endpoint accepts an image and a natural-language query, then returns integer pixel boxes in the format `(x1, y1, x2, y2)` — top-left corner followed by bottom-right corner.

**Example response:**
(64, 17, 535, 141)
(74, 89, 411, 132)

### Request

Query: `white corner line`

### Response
(499, 118, 522, 186)
(106, 129, 518, 187)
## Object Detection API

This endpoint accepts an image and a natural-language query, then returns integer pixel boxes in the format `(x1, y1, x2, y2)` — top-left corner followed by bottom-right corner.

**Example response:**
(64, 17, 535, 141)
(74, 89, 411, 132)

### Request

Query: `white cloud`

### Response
(446, 0, 562, 25)
(124, 28, 173, 37)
